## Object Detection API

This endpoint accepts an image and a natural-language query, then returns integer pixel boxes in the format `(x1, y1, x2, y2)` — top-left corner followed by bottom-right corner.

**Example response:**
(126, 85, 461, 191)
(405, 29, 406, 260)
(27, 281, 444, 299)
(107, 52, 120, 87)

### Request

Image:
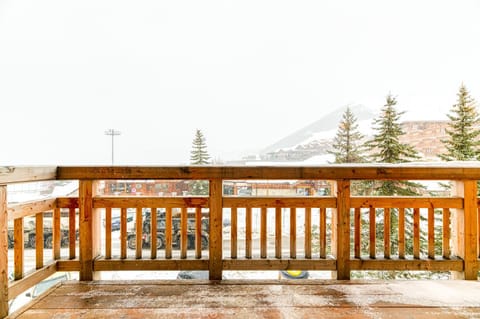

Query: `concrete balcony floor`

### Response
(8, 279, 480, 319)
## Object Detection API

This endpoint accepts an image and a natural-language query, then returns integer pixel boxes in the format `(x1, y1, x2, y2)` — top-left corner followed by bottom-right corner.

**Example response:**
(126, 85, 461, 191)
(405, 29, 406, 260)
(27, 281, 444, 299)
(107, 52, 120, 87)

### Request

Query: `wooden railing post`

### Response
(451, 180, 478, 280)
(209, 179, 223, 280)
(332, 180, 351, 280)
(79, 180, 101, 281)
(0, 185, 8, 318)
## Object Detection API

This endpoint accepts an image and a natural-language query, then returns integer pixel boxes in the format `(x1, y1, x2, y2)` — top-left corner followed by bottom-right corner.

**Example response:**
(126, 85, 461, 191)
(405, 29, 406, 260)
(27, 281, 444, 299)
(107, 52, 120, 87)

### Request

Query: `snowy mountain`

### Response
(258, 105, 377, 163)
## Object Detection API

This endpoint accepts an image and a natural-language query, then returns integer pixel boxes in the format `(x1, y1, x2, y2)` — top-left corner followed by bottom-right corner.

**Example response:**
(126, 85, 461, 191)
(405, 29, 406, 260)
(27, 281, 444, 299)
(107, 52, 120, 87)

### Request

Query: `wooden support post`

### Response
(13, 218, 24, 280)
(209, 179, 223, 280)
(332, 180, 351, 280)
(0, 185, 8, 318)
(53, 207, 61, 260)
(79, 180, 101, 281)
(452, 180, 478, 280)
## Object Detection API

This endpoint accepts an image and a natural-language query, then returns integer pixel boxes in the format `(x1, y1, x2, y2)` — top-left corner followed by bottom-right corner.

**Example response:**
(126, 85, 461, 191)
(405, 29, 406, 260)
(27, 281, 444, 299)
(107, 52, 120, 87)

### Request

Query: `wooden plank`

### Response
(224, 197, 336, 208)
(165, 207, 172, 259)
(135, 207, 142, 259)
(120, 208, 127, 259)
(384, 208, 390, 259)
(7, 262, 57, 300)
(195, 207, 202, 259)
(334, 180, 351, 280)
(208, 179, 223, 280)
(443, 208, 451, 259)
(53, 207, 61, 259)
(56, 165, 480, 181)
(245, 207, 252, 259)
(319, 207, 326, 259)
(56, 197, 79, 209)
(231, 207, 237, 259)
(69, 207, 77, 260)
(349, 257, 464, 271)
(354, 208, 360, 258)
(428, 207, 435, 259)
(180, 208, 187, 259)
(105, 207, 112, 259)
(413, 208, 420, 259)
(223, 258, 336, 271)
(79, 180, 94, 280)
(94, 197, 209, 209)
(305, 207, 312, 259)
(94, 258, 209, 271)
(369, 207, 376, 259)
(151, 207, 157, 259)
(275, 207, 281, 259)
(260, 207, 267, 258)
(452, 180, 479, 279)
(0, 166, 57, 184)
(398, 208, 405, 259)
(0, 185, 8, 318)
(290, 208, 296, 259)
(351, 197, 462, 209)
(36, 213, 44, 269)
(56, 259, 81, 272)
(8, 198, 56, 221)
(14, 217, 24, 280)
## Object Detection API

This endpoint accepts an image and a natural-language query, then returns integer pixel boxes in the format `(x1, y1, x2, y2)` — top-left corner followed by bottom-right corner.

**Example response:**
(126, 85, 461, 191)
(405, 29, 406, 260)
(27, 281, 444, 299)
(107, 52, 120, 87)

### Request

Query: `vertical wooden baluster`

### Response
(14, 218, 24, 280)
(180, 208, 187, 259)
(260, 207, 267, 258)
(151, 207, 157, 259)
(275, 207, 282, 259)
(165, 207, 172, 259)
(231, 207, 237, 259)
(69, 207, 77, 260)
(120, 207, 127, 259)
(135, 207, 143, 259)
(53, 207, 61, 260)
(290, 208, 296, 259)
(246, 207, 252, 259)
(398, 208, 405, 259)
(369, 207, 376, 259)
(209, 179, 223, 280)
(305, 207, 312, 259)
(354, 207, 360, 258)
(428, 207, 435, 259)
(442, 208, 451, 259)
(319, 207, 326, 259)
(384, 208, 390, 259)
(332, 180, 351, 280)
(105, 208, 111, 259)
(195, 207, 202, 259)
(79, 180, 100, 281)
(413, 208, 420, 259)
(35, 213, 44, 269)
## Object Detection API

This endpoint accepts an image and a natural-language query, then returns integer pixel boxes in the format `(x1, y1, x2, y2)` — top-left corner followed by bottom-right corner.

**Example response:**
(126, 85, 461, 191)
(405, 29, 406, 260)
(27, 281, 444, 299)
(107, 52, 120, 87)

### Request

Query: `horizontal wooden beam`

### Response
(222, 258, 337, 271)
(0, 166, 57, 184)
(8, 198, 56, 221)
(351, 197, 463, 209)
(93, 258, 209, 271)
(57, 164, 480, 181)
(93, 197, 209, 208)
(8, 262, 57, 300)
(224, 197, 336, 208)
(349, 257, 464, 271)
(57, 259, 81, 272)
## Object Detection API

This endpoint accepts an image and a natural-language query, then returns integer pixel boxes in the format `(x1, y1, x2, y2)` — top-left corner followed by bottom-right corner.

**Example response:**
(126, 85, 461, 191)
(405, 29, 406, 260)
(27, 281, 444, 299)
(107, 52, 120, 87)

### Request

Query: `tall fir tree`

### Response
(328, 106, 366, 163)
(189, 129, 210, 195)
(190, 129, 211, 165)
(439, 83, 480, 161)
(365, 93, 423, 196)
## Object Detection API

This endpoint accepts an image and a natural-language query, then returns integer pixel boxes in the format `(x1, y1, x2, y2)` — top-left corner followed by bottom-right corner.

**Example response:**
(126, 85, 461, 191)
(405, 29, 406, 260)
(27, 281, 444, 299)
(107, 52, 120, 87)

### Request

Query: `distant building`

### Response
(399, 121, 449, 161)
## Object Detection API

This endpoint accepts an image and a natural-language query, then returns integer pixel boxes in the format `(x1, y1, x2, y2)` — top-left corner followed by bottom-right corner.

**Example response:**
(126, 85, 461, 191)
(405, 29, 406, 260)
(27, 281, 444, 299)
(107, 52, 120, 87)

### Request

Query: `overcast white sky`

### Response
(1, 0, 479, 165)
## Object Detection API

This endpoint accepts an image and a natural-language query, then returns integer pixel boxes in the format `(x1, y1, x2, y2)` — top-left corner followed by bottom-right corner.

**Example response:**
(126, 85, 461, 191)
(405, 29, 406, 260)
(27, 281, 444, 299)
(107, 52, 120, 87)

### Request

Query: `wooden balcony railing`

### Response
(1, 164, 480, 318)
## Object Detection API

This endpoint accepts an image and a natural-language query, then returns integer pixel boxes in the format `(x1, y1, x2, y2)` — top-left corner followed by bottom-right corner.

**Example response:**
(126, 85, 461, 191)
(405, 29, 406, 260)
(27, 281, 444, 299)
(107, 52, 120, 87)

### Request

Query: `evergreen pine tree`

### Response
(189, 129, 210, 195)
(328, 106, 366, 163)
(439, 83, 480, 161)
(190, 129, 211, 165)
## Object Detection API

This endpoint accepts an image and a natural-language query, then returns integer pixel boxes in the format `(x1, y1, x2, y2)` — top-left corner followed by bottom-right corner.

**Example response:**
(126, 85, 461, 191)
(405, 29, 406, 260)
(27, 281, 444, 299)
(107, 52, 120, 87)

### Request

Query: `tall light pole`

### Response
(104, 129, 121, 165)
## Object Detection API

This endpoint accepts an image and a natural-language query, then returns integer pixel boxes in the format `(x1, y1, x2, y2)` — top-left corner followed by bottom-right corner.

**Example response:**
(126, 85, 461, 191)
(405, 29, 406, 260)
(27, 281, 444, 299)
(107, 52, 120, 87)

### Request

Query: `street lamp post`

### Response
(104, 129, 121, 165)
